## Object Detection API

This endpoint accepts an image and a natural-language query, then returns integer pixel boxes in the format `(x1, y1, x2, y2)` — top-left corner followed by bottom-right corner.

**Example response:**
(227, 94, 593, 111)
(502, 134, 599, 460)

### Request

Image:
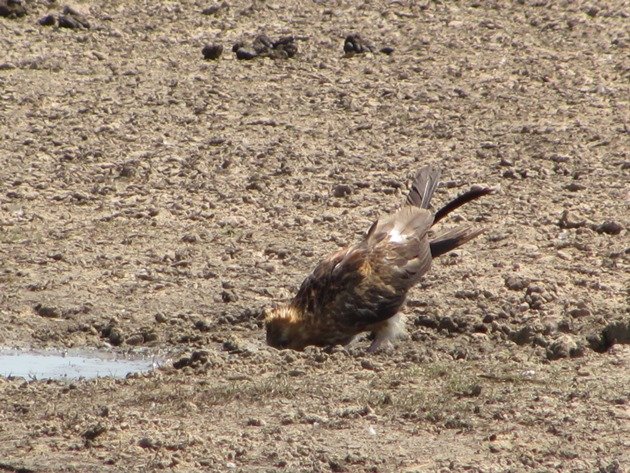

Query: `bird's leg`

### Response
(366, 314, 405, 353)
(367, 335, 389, 353)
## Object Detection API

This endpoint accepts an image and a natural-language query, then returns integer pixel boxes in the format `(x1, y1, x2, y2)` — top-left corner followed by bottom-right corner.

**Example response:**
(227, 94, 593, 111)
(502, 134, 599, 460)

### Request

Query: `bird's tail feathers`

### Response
(433, 186, 494, 224)
(406, 166, 441, 209)
(429, 226, 485, 258)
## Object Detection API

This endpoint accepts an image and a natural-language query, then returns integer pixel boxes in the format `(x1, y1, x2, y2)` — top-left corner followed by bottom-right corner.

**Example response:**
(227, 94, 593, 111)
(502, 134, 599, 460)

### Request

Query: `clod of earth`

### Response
(344, 34, 374, 54)
(0, 0, 26, 18)
(202, 44, 223, 60)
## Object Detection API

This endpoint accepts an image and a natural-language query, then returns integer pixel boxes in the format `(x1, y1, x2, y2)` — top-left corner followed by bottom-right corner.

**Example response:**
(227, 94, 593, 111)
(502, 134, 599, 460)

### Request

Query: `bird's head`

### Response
(264, 305, 309, 350)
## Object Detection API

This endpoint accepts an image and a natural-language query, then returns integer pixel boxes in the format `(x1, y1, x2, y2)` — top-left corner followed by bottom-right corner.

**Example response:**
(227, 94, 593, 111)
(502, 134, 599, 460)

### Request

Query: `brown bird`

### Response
(265, 166, 493, 352)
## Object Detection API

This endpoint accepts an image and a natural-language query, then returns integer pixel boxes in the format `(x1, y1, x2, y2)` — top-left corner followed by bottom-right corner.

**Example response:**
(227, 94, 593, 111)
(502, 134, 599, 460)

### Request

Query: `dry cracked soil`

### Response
(1, 0, 629, 472)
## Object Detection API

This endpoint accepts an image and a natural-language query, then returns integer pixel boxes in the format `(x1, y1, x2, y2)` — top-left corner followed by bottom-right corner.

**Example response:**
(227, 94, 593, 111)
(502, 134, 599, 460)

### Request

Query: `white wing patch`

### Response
(388, 228, 406, 244)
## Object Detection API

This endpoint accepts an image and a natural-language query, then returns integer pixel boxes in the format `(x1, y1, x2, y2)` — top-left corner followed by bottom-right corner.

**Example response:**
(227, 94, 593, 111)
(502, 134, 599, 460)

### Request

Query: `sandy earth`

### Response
(1, 0, 629, 471)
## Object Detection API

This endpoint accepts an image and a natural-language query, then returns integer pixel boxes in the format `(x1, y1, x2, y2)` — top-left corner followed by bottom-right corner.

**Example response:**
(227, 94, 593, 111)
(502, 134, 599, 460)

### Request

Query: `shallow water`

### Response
(0, 348, 162, 380)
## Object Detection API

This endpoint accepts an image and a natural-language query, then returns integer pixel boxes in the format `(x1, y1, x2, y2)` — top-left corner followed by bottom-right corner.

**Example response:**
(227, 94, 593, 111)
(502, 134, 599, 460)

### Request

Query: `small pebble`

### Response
(38, 14, 56, 26)
(595, 221, 622, 235)
(202, 44, 223, 60)
(235, 48, 257, 60)
(332, 184, 353, 198)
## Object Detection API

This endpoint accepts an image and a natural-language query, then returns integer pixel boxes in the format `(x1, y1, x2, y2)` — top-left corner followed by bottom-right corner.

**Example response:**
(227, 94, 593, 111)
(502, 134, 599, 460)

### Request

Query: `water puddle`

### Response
(0, 348, 164, 380)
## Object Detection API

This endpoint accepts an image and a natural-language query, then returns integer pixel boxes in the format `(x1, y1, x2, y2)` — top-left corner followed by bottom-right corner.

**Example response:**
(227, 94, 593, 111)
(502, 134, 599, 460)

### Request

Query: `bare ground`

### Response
(0, 0, 629, 471)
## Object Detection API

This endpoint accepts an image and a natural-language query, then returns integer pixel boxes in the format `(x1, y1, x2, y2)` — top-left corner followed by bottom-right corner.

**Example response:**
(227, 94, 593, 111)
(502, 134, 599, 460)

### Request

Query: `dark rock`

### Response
(202, 44, 223, 60)
(235, 47, 257, 60)
(59, 6, 90, 29)
(380, 46, 394, 55)
(595, 220, 622, 235)
(273, 36, 298, 58)
(125, 334, 144, 346)
(439, 316, 460, 333)
(58, 14, 82, 29)
(546, 335, 583, 360)
(34, 303, 61, 318)
(558, 210, 587, 229)
(108, 327, 124, 346)
(332, 184, 353, 198)
(504, 275, 529, 291)
(173, 350, 209, 369)
(509, 325, 536, 345)
(252, 34, 274, 54)
(564, 182, 586, 192)
(344, 34, 374, 54)
(194, 319, 212, 332)
(82, 423, 106, 441)
(589, 320, 630, 352)
(415, 315, 438, 329)
(234, 35, 298, 60)
(0, 0, 27, 18)
(38, 14, 56, 26)
(201, 2, 227, 15)
(221, 289, 238, 302)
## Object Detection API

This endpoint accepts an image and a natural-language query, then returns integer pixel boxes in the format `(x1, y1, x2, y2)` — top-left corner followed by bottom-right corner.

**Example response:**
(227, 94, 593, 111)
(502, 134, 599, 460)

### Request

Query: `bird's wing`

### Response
(293, 207, 434, 331)
(366, 206, 434, 287)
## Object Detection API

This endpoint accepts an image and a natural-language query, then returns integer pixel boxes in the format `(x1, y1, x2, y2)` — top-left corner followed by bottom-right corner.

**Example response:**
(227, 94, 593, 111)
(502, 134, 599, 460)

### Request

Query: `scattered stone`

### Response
(222, 336, 258, 355)
(201, 2, 227, 15)
(360, 359, 381, 371)
(234, 35, 298, 60)
(181, 232, 200, 243)
(202, 44, 223, 60)
(509, 325, 536, 345)
(173, 350, 209, 369)
(558, 210, 587, 229)
(588, 320, 630, 352)
(221, 289, 238, 302)
(38, 14, 56, 26)
(58, 14, 81, 29)
(272, 36, 298, 58)
(125, 333, 145, 346)
(546, 335, 583, 360)
(439, 316, 461, 333)
(138, 437, 161, 449)
(33, 303, 61, 318)
(82, 423, 106, 441)
(332, 184, 353, 198)
(568, 306, 590, 318)
(344, 34, 374, 54)
(594, 220, 622, 235)
(246, 418, 266, 427)
(253, 34, 274, 54)
(235, 47, 257, 60)
(58, 6, 90, 29)
(194, 319, 212, 332)
(380, 46, 394, 55)
(332, 405, 375, 421)
(0, 0, 26, 18)
(504, 275, 529, 291)
(107, 327, 125, 346)
(564, 182, 586, 192)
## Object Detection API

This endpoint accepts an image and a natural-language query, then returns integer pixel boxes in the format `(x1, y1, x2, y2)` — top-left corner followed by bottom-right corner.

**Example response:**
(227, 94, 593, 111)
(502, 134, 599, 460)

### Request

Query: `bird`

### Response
(264, 166, 493, 352)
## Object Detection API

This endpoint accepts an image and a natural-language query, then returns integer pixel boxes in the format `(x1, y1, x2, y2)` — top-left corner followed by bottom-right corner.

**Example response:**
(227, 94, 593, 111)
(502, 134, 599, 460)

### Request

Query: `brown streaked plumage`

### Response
(265, 166, 493, 352)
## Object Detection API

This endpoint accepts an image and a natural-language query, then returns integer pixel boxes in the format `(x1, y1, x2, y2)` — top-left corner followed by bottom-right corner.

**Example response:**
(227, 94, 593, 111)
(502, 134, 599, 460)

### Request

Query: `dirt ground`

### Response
(1, 0, 629, 471)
